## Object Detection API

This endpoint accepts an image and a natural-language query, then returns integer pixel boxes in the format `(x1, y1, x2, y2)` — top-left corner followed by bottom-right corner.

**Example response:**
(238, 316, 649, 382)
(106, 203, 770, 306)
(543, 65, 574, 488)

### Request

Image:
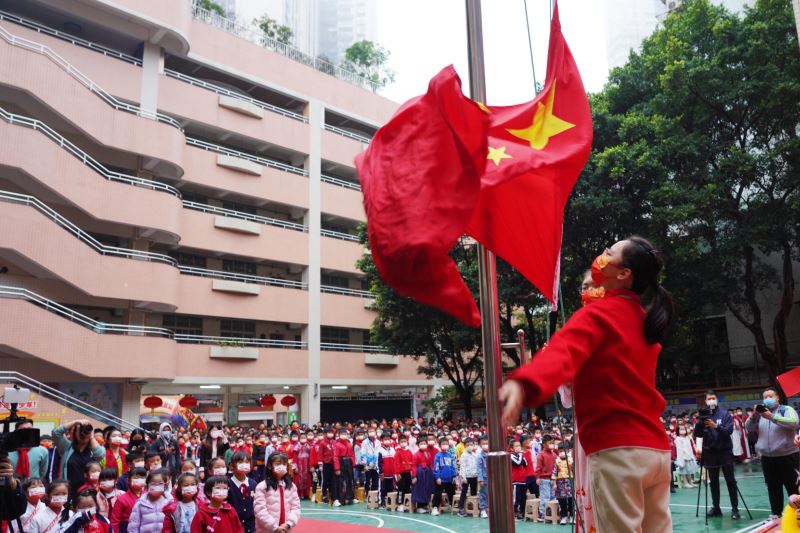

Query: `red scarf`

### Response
(105, 448, 127, 477)
(278, 484, 285, 525)
(16, 448, 30, 478)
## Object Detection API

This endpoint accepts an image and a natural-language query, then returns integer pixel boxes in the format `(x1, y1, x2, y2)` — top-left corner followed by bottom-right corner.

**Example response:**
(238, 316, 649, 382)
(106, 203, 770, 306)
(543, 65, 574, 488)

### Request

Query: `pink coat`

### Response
(253, 479, 301, 533)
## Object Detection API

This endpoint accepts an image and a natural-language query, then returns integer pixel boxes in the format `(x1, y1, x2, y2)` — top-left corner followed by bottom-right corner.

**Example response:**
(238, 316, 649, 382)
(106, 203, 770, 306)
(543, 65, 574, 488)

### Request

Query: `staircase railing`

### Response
(0, 371, 144, 432)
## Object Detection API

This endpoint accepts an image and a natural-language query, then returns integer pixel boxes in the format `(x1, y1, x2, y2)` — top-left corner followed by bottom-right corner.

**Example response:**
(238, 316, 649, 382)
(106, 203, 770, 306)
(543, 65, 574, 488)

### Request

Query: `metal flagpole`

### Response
(465, 1, 516, 531)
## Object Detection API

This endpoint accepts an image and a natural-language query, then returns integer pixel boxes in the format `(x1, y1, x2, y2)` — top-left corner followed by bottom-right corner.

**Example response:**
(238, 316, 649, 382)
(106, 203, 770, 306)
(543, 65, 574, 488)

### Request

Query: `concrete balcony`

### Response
(320, 235, 365, 274)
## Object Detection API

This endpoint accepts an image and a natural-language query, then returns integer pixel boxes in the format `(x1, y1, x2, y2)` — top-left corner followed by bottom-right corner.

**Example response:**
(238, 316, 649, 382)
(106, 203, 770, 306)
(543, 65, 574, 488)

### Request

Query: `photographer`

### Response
(7, 420, 49, 481)
(0, 455, 26, 524)
(744, 387, 800, 519)
(53, 419, 105, 494)
(693, 390, 740, 520)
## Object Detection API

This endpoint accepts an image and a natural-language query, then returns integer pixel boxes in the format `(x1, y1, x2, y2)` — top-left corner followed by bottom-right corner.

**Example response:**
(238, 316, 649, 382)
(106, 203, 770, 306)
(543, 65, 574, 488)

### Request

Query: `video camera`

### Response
(1, 386, 41, 476)
(697, 407, 713, 420)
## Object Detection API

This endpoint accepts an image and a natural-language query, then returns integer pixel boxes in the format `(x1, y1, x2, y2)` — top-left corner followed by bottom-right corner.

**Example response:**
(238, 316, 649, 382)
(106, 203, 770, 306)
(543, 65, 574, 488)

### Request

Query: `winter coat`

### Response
(190, 501, 243, 533)
(745, 404, 800, 457)
(377, 446, 396, 477)
(433, 451, 457, 483)
(110, 489, 142, 533)
(253, 479, 301, 533)
(57, 511, 112, 533)
(458, 450, 478, 479)
(128, 494, 172, 533)
(161, 499, 197, 533)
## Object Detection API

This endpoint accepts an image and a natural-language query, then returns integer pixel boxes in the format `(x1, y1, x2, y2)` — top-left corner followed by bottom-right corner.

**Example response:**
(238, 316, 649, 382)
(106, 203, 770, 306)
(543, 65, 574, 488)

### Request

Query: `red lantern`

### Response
(260, 395, 276, 407)
(143, 396, 163, 410)
(179, 395, 198, 409)
(280, 395, 296, 407)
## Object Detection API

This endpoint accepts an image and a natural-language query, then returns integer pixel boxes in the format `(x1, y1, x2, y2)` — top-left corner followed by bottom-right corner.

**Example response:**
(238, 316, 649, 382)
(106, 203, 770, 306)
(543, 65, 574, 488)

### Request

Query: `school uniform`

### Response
(228, 476, 257, 533)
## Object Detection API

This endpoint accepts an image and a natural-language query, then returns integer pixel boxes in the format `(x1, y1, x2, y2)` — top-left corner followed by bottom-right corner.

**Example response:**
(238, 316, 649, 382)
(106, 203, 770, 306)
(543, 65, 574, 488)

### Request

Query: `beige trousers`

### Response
(589, 447, 673, 533)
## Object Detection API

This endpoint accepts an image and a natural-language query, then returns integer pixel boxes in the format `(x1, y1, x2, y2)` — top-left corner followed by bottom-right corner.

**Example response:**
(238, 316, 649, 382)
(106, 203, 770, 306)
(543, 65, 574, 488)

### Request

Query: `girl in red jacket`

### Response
(162, 472, 199, 533)
(191, 476, 243, 533)
(501, 236, 676, 533)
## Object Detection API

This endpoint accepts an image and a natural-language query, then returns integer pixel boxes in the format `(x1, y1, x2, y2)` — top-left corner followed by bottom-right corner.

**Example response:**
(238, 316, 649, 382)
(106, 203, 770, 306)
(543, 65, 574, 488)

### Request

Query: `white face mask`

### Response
(131, 478, 146, 488)
(51, 495, 68, 505)
(481, 444, 489, 451)
(182, 485, 198, 496)
(100, 480, 115, 490)
(213, 467, 227, 476)
(29, 486, 46, 497)
(133, 461, 145, 469)
(212, 488, 228, 500)
(89, 472, 100, 481)
(111, 436, 123, 445)
(237, 463, 251, 473)
(211, 430, 222, 439)
(273, 465, 288, 475)
(149, 484, 165, 495)
(707, 399, 718, 409)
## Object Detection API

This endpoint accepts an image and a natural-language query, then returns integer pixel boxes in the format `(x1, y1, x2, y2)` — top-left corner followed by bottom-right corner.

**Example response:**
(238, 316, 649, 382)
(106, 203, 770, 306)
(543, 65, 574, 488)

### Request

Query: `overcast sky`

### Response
(376, 0, 609, 105)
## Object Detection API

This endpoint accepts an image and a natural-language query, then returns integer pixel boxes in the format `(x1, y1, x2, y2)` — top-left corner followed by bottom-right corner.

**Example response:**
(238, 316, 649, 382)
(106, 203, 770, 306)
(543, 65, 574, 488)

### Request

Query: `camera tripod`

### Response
(694, 463, 753, 525)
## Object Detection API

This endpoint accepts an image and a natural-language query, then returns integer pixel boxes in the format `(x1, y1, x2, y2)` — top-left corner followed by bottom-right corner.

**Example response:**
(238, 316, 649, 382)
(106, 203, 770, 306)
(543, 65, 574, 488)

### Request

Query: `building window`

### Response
(220, 319, 256, 339)
(222, 259, 257, 275)
(321, 273, 349, 288)
(169, 252, 207, 268)
(268, 333, 285, 341)
(182, 192, 208, 204)
(321, 327, 350, 345)
(222, 201, 257, 215)
(163, 315, 203, 336)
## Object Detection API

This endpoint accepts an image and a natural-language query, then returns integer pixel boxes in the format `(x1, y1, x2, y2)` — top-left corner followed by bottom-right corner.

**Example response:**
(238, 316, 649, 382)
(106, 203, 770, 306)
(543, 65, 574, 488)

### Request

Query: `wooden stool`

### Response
(356, 486, 365, 502)
(545, 500, 560, 524)
(314, 488, 322, 504)
(403, 493, 413, 512)
(366, 490, 380, 509)
(385, 492, 398, 512)
(465, 495, 480, 517)
(439, 493, 451, 512)
(524, 498, 539, 521)
(526, 492, 537, 500)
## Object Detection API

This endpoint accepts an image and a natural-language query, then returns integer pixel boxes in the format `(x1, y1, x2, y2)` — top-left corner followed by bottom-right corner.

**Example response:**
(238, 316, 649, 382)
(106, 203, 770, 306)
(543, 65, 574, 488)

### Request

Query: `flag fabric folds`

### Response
(355, 2, 592, 325)
(777, 367, 800, 398)
(355, 66, 488, 327)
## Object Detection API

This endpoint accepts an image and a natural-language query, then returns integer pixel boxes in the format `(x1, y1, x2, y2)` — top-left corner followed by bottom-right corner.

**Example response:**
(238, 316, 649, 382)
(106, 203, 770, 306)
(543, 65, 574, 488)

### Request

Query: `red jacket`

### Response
(317, 439, 334, 464)
(510, 452, 528, 484)
(411, 450, 430, 478)
(109, 489, 140, 533)
(333, 439, 355, 471)
(394, 448, 413, 474)
(522, 450, 535, 477)
(378, 447, 396, 477)
(308, 444, 318, 466)
(510, 289, 669, 455)
(190, 501, 244, 533)
(535, 449, 556, 480)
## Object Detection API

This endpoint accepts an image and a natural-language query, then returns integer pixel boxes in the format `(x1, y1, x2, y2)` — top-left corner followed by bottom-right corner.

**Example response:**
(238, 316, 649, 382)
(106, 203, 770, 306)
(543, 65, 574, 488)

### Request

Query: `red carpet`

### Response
(294, 517, 410, 532)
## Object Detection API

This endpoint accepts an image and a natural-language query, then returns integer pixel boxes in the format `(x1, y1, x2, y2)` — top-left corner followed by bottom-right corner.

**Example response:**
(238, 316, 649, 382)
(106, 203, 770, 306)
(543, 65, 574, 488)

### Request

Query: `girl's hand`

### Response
(412, 478, 417, 485)
(499, 380, 525, 427)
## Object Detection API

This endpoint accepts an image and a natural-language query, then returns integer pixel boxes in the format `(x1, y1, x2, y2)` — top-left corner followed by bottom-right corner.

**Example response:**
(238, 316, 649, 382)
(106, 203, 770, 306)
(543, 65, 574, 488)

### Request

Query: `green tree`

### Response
(562, 0, 799, 392)
(195, 0, 225, 17)
(342, 40, 396, 89)
(254, 14, 293, 45)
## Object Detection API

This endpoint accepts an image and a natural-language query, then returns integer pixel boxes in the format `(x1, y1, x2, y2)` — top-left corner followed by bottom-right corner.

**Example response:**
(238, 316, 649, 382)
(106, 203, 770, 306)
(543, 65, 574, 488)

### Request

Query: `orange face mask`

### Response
(591, 254, 623, 286)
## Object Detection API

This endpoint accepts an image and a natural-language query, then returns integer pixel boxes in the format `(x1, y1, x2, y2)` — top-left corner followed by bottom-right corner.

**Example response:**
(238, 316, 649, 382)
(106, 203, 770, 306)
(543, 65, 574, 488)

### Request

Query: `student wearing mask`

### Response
(535, 435, 557, 522)
(110, 466, 148, 533)
(57, 489, 112, 533)
(198, 427, 229, 471)
(253, 453, 301, 533)
(128, 469, 171, 533)
(457, 437, 478, 516)
(192, 477, 244, 533)
(28, 480, 69, 533)
(431, 437, 457, 516)
(162, 472, 199, 533)
(227, 452, 257, 533)
(360, 429, 380, 494)
(332, 430, 355, 507)
(376, 433, 396, 509)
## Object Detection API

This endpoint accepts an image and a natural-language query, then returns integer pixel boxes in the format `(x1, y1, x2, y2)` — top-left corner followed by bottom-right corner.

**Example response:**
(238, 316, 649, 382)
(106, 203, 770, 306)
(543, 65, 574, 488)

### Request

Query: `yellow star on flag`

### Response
(475, 101, 491, 114)
(506, 79, 575, 150)
(487, 146, 512, 166)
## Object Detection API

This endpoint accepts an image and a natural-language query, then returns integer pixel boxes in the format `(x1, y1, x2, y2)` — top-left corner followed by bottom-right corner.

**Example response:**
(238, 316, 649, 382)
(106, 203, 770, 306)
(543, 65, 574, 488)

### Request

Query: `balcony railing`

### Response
(0, 21, 181, 130)
(323, 124, 372, 144)
(0, 190, 178, 265)
(321, 229, 360, 242)
(182, 200, 308, 233)
(0, 106, 182, 197)
(320, 285, 372, 298)
(185, 137, 308, 176)
(0, 285, 306, 348)
(320, 342, 386, 353)
(321, 174, 361, 192)
(190, 3, 380, 93)
(178, 266, 307, 290)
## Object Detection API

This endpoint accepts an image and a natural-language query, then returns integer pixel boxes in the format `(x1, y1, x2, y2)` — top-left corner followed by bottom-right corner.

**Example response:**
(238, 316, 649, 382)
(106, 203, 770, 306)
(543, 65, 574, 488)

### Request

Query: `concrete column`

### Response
(304, 101, 323, 425)
(120, 382, 142, 425)
(223, 389, 240, 425)
(794, 0, 800, 51)
(140, 42, 163, 116)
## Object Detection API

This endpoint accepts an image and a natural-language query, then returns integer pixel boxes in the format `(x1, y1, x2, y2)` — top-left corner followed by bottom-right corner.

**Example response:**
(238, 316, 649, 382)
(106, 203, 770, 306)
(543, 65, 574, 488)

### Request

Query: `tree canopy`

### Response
(342, 40, 396, 89)
(254, 14, 293, 45)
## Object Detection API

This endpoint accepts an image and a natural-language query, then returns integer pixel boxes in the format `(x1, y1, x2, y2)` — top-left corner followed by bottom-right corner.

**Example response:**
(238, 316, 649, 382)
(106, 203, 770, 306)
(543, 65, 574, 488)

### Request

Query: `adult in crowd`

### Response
(694, 390, 740, 520)
(52, 419, 106, 494)
(0, 455, 26, 525)
(499, 236, 676, 532)
(745, 387, 800, 519)
(7, 419, 48, 481)
(199, 425, 230, 470)
(149, 422, 181, 476)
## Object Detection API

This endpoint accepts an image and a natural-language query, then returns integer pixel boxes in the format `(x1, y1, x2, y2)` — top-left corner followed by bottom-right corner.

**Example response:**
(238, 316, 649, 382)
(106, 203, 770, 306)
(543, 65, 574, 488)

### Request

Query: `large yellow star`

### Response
(506, 79, 575, 150)
(487, 146, 512, 166)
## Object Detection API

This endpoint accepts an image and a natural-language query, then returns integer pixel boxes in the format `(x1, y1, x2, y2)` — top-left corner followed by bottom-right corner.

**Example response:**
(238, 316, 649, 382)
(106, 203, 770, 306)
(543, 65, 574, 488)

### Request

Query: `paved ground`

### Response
(296, 463, 779, 532)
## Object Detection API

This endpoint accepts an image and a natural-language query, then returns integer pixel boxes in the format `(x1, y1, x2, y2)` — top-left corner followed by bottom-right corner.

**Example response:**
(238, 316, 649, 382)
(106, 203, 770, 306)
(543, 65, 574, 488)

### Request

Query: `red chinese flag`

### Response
(467, 2, 593, 303)
(777, 367, 800, 398)
(355, 66, 488, 327)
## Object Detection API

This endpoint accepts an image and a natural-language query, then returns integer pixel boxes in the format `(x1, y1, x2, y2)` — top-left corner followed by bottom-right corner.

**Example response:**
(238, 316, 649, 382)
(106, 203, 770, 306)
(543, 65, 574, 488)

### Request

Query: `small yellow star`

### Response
(506, 79, 575, 150)
(487, 146, 512, 166)
(475, 101, 491, 114)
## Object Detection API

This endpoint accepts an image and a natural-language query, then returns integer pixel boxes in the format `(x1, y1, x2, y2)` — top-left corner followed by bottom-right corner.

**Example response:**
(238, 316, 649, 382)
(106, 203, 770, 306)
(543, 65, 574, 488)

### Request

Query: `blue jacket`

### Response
(476, 451, 488, 482)
(694, 408, 733, 454)
(433, 452, 457, 483)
